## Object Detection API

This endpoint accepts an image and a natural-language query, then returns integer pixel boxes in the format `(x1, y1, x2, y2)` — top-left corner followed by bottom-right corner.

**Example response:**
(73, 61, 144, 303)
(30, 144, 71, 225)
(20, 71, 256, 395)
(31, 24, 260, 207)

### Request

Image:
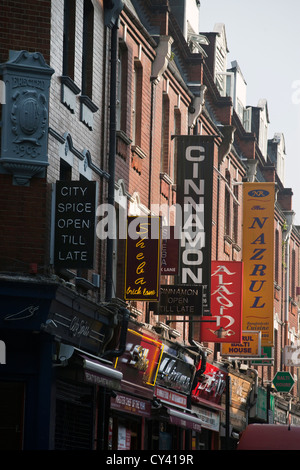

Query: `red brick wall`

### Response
(0, 174, 48, 273)
(0, 0, 51, 63)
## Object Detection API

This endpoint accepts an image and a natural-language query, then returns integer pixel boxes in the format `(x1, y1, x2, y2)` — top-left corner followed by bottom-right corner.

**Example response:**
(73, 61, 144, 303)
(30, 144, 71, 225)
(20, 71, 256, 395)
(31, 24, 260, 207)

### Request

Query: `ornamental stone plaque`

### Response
(0, 50, 54, 185)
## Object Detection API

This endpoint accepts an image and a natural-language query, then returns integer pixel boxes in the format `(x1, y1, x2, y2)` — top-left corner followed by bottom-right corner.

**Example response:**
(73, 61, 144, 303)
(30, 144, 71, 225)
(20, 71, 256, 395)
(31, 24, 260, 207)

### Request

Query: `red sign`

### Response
(200, 261, 243, 343)
(115, 328, 163, 387)
(111, 393, 151, 417)
(154, 385, 188, 408)
(161, 226, 179, 274)
(192, 362, 227, 406)
(124, 216, 161, 301)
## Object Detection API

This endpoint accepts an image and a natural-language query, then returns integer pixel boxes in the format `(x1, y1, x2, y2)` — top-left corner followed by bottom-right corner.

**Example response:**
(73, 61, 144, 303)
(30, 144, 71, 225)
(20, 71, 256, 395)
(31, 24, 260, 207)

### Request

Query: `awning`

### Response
(166, 407, 202, 432)
(192, 396, 224, 412)
(81, 354, 123, 390)
(59, 344, 123, 390)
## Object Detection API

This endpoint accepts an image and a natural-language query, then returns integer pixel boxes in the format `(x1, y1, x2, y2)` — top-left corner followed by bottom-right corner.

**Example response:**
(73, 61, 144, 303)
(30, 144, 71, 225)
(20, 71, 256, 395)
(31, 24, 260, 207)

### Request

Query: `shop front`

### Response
(149, 342, 200, 450)
(111, 321, 164, 450)
(109, 392, 151, 450)
(0, 276, 122, 450)
(191, 361, 226, 450)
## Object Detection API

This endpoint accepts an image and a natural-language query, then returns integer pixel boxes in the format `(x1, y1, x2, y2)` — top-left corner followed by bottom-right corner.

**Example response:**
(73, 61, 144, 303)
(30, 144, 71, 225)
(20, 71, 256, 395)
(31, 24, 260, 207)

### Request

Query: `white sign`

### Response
(283, 345, 300, 366)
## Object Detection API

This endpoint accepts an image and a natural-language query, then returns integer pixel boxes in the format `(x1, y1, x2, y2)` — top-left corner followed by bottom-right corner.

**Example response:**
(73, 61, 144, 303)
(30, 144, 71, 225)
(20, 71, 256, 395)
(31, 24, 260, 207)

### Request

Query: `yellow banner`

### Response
(242, 183, 275, 346)
(221, 331, 261, 357)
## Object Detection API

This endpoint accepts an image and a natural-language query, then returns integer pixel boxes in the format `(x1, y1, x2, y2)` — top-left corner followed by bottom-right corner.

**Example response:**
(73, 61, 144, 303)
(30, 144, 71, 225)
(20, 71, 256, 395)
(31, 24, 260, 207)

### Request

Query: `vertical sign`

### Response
(200, 261, 243, 343)
(175, 135, 214, 313)
(161, 226, 179, 274)
(54, 181, 97, 268)
(242, 182, 275, 347)
(124, 216, 161, 301)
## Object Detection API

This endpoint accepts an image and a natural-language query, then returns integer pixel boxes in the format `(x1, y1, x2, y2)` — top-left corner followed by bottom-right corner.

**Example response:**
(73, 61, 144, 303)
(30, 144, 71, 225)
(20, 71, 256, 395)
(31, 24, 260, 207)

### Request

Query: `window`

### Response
(224, 171, 231, 237)
(275, 230, 279, 284)
(81, 0, 94, 99)
(60, 159, 72, 181)
(233, 184, 239, 243)
(132, 60, 142, 146)
(63, 0, 76, 79)
(291, 248, 296, 299)
(116, 51, 122, 131)
(172, 107, 181, 182)
(243, 107, 252, 132)
(160, 92, 170, 173)
(116, 44, 128, 132)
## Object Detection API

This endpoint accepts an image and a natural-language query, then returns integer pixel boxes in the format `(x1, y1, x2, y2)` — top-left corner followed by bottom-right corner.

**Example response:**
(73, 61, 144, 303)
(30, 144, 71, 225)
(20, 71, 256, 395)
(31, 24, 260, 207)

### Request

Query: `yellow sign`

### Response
(221, 331, 261, 357)
(242, 183, 275, 346)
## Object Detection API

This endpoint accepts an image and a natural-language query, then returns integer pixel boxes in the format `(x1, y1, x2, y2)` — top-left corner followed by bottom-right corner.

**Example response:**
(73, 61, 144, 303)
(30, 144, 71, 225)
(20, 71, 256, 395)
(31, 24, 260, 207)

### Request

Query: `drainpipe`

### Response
(282, 211, 295, 349)
(104, 1, 124, 302)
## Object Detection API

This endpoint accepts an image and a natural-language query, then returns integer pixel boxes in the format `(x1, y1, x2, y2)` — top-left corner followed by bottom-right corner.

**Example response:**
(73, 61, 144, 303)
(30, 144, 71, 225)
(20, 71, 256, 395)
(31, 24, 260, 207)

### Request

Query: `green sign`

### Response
(273, 371, 294, 393)
(251, 347, 273, 365)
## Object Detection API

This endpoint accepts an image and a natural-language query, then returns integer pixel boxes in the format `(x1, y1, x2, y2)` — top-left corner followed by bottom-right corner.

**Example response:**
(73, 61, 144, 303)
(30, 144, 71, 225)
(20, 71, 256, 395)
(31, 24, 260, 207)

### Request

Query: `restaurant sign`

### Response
(53, 180, 97, 268)
(221, 331, 261, 357)
(242, 182, 275, 346)
(124, 216, 161, 301)
(200, 261, 243, 343)
(192, 362, 227, 406)
(114, 327, 163, 388)
(111, 393, 151, 417)
(158, 285, 202, 315)
(161, 226, 179, 274)
(156, 347, 196, 395)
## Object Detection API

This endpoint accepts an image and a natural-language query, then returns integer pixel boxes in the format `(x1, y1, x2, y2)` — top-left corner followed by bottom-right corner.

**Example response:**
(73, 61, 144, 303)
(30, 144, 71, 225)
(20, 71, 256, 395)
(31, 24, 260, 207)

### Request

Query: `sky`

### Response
(198, 0, 300, 224)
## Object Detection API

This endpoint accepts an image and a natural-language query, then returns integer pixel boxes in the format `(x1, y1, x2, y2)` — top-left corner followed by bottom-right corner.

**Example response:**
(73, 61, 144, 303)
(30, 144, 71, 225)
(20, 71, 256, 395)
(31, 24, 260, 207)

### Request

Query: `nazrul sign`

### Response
(221, 331, 261, 357)
(242, 182, 275, 347)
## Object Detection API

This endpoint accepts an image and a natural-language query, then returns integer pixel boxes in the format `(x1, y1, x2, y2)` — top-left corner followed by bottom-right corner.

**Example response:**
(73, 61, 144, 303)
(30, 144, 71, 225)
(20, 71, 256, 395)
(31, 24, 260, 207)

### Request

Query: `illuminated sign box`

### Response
(54, 180, 97, 269)
(124, 216, 161, 301)
(158, 284, 202, 315)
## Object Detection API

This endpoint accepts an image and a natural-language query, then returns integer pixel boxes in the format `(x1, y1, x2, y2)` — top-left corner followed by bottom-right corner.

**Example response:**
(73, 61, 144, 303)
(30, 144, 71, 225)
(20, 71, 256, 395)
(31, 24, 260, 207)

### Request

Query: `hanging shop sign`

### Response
(221, 373, 253, 432)
(45, 299, 106, 355)
(175, 135, 214, 313)
(242, 182, 275, 347)
(155, 346, 196, 395)
(192, 362, 227, 407)
(200, 261, 243, 343)
(114, 327, 163, 389)
(249, 387, 274, 422)
(54, 180, 97, 269)
(161, 226, 179, 274)
(273, 371, 295, 393)
(283, 345, 300, 367)
(221, 331, 261, 357)
(251, 347, 274, 365)
(158, 284, 202, 315)
(124, 216, 161, 301)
